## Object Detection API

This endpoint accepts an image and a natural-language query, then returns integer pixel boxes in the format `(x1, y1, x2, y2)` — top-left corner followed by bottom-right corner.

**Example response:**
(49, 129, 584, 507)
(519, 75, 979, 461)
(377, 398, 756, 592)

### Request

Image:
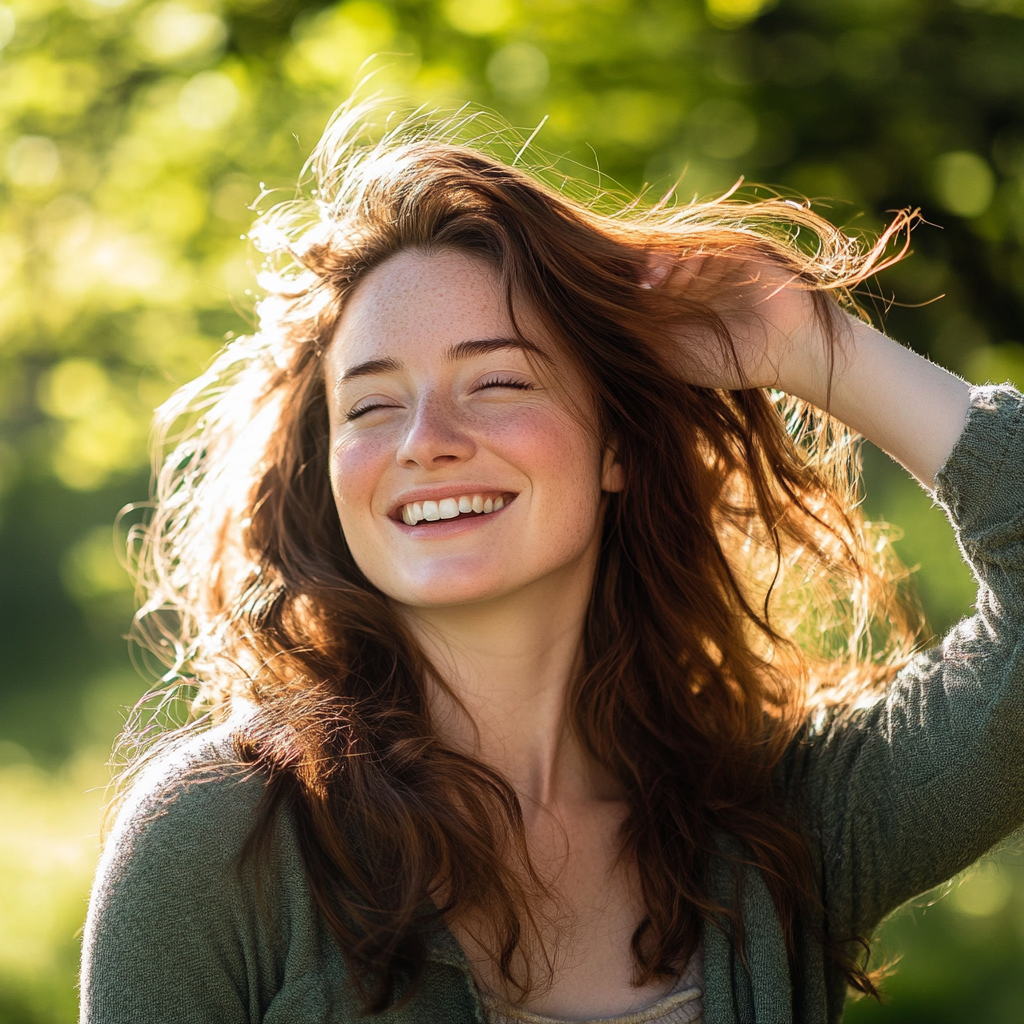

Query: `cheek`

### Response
(329, 433, 392, 532)
(500, 411, 605, 529)
(485, 407, 586, 473)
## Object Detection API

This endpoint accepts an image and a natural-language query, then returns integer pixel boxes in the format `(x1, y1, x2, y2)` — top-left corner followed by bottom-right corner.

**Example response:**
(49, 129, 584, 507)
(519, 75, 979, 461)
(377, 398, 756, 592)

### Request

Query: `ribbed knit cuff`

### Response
(934, 384, 1024, 535)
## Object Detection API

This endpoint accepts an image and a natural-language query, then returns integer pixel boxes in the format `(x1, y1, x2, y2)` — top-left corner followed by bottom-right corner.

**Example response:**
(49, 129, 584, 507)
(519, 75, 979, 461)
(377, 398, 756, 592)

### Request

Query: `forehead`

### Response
(323, 247, 600, 429)
(327, 249, 515, 366)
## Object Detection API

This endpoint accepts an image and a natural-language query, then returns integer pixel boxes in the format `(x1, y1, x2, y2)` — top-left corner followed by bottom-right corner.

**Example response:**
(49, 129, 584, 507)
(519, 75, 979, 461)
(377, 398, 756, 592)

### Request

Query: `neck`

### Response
(396, 546, 612, 813)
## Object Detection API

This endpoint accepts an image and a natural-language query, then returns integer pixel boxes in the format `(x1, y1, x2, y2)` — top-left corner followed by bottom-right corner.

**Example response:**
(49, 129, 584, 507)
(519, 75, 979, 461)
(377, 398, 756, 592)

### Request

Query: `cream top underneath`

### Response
(480, 947, 703, 1024)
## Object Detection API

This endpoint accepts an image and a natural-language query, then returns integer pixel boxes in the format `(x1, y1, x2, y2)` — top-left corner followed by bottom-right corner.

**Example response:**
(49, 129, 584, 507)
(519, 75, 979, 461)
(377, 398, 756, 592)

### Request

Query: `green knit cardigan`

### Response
(80, 386, 1024, 1024)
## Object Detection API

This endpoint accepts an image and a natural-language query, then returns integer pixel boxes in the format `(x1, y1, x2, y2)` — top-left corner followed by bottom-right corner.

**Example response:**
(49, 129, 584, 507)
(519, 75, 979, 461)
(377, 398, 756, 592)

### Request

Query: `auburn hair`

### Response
(128, 102, 923, 1012)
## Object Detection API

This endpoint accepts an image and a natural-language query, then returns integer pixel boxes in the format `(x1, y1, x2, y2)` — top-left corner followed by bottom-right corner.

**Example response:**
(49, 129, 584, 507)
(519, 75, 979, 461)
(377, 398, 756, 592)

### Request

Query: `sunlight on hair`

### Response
(118, 92, 927, 1007)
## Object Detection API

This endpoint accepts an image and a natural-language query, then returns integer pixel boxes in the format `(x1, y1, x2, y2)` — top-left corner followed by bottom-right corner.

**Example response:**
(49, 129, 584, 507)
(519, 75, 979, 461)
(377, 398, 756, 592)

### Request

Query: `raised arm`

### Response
(663, 254, 1024, 938)
(793, 383, 1024, 938)
(775, 312, 972, 489)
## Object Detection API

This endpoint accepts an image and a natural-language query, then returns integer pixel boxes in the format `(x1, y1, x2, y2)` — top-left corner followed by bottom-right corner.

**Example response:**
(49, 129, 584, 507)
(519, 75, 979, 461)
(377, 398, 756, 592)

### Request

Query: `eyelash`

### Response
(346, 378, 532, 421)
(476, 376, 533, 392)
(346, 401, 394, 421)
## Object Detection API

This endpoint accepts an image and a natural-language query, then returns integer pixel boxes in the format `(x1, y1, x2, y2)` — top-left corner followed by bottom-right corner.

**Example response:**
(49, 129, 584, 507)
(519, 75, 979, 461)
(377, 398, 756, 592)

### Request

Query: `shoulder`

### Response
(103, 720, 272, 875)
(83, 721, 370, 1022)
(88, 717, 311, 951)
(83, 721, 301, 1020)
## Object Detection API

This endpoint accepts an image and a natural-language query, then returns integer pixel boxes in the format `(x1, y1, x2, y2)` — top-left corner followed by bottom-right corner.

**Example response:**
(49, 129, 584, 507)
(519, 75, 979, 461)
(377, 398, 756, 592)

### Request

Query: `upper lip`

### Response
(387, 485, 517, 521)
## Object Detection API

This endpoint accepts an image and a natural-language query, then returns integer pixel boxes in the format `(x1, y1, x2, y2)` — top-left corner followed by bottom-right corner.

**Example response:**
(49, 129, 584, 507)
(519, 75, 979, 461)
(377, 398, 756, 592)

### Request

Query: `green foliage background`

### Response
(2, 0, 1024, 1020)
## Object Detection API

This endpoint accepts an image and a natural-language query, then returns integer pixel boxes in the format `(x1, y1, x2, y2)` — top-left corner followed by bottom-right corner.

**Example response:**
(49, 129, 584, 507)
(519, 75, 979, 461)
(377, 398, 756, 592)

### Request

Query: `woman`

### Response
(80, 105, 1024, 1024)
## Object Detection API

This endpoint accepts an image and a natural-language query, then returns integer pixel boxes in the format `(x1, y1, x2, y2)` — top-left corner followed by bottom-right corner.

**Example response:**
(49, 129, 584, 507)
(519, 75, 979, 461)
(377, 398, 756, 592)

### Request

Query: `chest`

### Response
(451, 805, 686, 1019)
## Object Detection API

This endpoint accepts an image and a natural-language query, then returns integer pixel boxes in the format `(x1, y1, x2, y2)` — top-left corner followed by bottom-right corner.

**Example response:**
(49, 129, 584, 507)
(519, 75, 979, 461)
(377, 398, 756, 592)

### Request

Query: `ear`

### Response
(601, 443, 625, 493)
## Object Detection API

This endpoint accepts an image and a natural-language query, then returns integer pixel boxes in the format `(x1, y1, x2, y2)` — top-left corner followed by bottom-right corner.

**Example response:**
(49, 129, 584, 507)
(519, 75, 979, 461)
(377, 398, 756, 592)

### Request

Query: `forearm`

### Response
(782, 313, 972, 489)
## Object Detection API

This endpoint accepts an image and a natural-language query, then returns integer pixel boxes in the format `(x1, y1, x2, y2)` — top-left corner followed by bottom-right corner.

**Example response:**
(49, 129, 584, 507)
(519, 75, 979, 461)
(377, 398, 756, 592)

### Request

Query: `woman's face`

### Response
(323, 248, 623, 610)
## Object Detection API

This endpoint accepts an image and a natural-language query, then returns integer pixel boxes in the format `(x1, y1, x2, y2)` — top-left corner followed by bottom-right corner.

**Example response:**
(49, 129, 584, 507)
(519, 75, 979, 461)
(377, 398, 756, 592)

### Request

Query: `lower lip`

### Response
(391, 499, 514, 537)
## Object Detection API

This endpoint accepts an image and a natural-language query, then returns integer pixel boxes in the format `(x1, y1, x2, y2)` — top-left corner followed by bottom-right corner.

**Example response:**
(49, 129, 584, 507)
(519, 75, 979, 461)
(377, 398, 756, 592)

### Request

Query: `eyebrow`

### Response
(335, 337, 551, 388)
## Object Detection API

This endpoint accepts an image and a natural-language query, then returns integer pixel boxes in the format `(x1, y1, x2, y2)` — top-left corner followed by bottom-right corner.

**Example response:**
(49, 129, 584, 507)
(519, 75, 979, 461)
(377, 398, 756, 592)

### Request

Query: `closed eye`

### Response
(346, 400, 400, 421)
(347, 378, 532, 419)
(475, 376, 533, 392)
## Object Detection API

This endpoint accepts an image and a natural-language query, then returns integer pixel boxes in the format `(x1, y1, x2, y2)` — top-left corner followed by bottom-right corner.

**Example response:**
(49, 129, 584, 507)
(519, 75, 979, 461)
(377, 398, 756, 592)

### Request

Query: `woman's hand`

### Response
(652, 252, 973, 489)
(649, 253, 834, 400)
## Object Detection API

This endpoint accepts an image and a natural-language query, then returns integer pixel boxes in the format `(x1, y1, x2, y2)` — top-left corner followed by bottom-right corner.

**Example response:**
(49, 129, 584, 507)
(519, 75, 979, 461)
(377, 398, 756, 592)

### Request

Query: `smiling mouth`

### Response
(396, 492, 514, 526)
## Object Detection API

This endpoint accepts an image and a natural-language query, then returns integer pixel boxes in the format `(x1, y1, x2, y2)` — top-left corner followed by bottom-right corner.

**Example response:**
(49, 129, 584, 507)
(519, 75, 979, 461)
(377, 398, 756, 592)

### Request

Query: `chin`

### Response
(380, 555, 532, 608)
(394, 575, 520, 609)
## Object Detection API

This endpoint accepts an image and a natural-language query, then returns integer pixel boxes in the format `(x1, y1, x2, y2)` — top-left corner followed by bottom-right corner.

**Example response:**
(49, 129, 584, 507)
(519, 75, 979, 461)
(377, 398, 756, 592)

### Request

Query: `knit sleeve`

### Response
(782, 385, 1024, 942)
(80, 729, 482, 1024)
(79, 729, 286, 1024)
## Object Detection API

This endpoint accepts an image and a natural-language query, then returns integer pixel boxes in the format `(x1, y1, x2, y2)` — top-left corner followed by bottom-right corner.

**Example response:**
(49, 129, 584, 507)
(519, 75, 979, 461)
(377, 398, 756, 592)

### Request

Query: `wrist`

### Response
(774, 312, 849, 410)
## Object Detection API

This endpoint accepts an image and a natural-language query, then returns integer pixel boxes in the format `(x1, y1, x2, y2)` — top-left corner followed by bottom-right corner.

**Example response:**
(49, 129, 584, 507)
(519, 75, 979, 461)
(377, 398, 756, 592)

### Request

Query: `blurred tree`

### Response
(1, 0, 1023, 1020)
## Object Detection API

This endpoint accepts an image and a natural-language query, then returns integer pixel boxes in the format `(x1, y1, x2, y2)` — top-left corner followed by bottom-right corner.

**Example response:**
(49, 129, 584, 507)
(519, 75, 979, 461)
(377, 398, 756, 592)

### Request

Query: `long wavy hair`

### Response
(128, 102, 923, 1012)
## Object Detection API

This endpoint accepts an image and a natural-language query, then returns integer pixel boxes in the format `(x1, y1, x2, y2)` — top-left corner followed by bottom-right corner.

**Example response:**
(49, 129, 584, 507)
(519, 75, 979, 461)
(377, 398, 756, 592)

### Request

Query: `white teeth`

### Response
(399, 494, 508, 524)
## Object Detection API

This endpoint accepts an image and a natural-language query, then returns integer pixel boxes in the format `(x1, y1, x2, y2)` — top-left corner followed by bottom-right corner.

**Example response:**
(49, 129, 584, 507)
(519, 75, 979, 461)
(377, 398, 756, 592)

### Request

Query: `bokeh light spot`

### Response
(933, 151, 996, 218)
(487, 43, 549, 102)
(178, 70, 240, 131)
(134, 1, 227, 64)
(38, 359, 110, 421)
(706, 0, 777, 29)
(951, 861, 1013, 917)
(444, 0, 515, 36)
(0, 5, 14, 50)
(5, 135, 60, 189)
(53, 406, 144, 491)
(286, 2, 397, 87)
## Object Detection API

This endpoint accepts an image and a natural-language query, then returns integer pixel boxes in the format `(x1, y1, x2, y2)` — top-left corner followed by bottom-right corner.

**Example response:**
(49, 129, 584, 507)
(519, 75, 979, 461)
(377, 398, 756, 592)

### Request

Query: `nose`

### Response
(396, 393, 476, 469)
